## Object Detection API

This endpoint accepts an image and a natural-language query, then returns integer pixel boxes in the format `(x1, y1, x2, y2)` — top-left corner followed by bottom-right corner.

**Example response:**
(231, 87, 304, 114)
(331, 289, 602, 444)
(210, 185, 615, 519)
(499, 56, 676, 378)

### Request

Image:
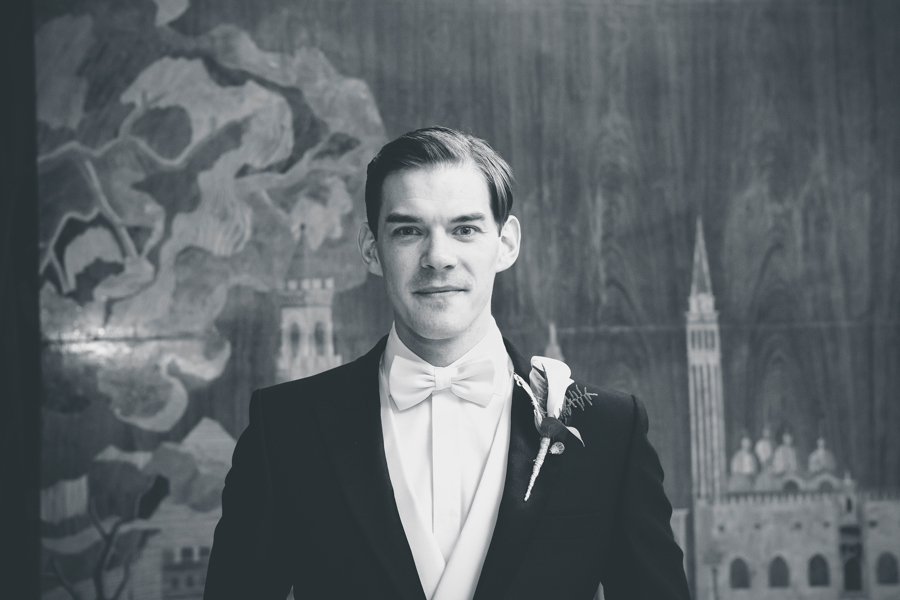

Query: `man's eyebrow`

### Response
(450, 213, 486, 223)
(384, 213, 423, 224)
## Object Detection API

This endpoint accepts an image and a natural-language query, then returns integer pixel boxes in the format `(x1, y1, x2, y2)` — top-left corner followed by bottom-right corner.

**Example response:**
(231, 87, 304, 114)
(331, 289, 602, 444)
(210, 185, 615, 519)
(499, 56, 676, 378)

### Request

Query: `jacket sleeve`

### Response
(600, 395, 691, 600)
(204, 391, 293, 600)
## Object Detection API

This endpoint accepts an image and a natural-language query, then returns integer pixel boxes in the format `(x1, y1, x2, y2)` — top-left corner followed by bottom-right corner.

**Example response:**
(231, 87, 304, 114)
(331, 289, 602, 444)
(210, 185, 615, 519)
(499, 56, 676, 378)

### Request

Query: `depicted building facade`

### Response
(685, 219, 900, 600)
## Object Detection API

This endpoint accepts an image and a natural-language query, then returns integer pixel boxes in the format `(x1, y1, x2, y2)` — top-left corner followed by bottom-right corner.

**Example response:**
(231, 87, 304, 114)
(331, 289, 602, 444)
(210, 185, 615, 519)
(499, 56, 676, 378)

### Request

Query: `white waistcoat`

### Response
(379, 324, 513, 600)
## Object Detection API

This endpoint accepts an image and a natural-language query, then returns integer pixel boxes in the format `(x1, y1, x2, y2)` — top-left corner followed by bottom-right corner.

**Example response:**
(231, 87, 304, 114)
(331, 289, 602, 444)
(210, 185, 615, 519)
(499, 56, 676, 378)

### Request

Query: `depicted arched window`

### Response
(819, 481, 834, 492)
(769, 556, 790, 588)
(877, 552, 899, 585)
(808, 554, 829, 587)
(314, 322, 326, 355)
(180, 547, 194, 561)
(186, 574, 194, 588)
(289, 323, 301, 358)
(730, 558, 750, 589)
(844, 556, 862, 591)
(783, 480, 800, 493)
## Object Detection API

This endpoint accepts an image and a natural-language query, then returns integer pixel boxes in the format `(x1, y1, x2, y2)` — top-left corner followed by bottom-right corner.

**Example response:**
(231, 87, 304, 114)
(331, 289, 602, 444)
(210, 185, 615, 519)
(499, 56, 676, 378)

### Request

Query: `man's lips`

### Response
(414, 286, 467, 294)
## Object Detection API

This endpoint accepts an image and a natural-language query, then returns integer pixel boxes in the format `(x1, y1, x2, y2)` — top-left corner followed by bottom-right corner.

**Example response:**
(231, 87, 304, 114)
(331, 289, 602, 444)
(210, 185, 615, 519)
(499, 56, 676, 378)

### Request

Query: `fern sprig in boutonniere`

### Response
(558, 384, 596, 421)
(514, 357, 597, 501)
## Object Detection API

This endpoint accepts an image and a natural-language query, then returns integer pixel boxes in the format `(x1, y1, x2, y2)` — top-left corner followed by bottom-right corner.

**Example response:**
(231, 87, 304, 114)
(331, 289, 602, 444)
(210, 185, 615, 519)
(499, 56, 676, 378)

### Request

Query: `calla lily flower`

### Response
(531, 357, 573, 419)
(530, 357, 583, 446)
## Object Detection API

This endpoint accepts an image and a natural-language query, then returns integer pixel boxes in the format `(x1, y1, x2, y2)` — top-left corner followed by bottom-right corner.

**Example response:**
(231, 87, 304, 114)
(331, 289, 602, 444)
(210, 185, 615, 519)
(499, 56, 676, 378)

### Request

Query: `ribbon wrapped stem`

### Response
(524, 436, 551, 501)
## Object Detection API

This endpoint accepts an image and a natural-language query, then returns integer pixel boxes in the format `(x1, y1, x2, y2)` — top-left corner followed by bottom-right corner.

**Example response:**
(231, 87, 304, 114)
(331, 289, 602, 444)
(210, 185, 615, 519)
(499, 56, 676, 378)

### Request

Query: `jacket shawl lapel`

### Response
(314, 337, 426, 600)
(473, 339, 561, 600)
(315, 336, 558, 600)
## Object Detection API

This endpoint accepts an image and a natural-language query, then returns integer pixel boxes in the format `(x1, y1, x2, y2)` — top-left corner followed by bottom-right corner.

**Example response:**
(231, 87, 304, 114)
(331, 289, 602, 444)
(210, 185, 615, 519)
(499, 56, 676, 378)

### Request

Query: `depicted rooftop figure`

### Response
(808, 437, 837, 475)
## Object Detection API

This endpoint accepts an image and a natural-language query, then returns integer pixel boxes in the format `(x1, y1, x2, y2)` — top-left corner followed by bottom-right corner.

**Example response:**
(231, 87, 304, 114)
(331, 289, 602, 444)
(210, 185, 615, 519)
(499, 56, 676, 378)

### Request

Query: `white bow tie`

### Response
(389, 354, 496, 410)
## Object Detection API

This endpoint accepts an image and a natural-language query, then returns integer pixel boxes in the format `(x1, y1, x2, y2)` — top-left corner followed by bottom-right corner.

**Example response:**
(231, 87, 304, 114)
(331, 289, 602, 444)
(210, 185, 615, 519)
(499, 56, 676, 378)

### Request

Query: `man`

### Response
(204, 127, 690, 600)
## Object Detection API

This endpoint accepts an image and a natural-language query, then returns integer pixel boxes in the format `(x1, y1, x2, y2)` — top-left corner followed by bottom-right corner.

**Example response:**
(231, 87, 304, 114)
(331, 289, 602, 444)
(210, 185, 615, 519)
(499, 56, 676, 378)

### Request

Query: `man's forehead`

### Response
(380, 164, 492, 219)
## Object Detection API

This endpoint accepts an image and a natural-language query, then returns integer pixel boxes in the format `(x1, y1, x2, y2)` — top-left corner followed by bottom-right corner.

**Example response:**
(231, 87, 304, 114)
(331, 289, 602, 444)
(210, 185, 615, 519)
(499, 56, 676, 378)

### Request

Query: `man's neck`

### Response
(394, 311, 495, 367)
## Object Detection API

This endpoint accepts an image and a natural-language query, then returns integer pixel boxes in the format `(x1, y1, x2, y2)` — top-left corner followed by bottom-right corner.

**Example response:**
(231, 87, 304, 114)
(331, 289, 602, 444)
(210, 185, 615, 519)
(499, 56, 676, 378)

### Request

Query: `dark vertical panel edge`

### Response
(0, 0, 41, 597)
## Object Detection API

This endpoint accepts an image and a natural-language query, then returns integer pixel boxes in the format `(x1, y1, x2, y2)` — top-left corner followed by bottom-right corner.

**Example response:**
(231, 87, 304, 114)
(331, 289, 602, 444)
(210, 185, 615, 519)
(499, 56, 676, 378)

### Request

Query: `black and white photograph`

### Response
(3, 0, 899, 598)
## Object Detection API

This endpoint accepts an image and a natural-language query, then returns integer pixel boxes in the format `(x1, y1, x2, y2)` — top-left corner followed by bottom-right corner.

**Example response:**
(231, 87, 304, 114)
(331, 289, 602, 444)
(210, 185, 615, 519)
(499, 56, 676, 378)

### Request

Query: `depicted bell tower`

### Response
(686, 218, 727, 503)
(276, 231, 342, 383)
(276, 277, 342, 383)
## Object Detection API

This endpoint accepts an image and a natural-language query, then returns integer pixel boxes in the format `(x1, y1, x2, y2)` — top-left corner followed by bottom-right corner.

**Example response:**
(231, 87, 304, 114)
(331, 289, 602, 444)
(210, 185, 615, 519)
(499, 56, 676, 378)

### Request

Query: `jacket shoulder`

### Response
(251, 335, 387, 414)
(569, 379, 640, 426)
(256, 361, 360, 403)
(562, 379, 654, 458)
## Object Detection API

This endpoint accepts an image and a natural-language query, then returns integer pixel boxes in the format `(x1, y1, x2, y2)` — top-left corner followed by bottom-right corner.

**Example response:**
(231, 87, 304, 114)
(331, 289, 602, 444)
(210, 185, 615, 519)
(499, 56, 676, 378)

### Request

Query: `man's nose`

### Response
(420, 231, 457, 270)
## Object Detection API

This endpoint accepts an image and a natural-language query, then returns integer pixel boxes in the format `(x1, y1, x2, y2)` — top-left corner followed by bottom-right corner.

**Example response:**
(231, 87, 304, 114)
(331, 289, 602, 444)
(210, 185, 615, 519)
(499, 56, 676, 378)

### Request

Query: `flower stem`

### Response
(524, 436, 551, 501)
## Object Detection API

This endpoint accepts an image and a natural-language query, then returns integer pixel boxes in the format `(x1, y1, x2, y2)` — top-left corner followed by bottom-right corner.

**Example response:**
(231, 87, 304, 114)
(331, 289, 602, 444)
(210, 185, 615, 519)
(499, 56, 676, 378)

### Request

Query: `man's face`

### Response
(359, 163, 519, 344)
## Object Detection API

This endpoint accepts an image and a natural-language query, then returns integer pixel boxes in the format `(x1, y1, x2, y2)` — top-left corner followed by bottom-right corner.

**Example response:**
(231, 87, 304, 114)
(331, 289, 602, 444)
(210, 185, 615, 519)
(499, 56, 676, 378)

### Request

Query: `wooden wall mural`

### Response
(33, 0, 899, 598)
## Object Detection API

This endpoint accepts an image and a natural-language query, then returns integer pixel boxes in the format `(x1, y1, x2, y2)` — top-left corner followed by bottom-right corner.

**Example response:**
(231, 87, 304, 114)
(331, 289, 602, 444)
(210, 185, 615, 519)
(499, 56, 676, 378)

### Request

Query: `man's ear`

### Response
(495, 215, 521, 273)
(358, 222, 383, 276)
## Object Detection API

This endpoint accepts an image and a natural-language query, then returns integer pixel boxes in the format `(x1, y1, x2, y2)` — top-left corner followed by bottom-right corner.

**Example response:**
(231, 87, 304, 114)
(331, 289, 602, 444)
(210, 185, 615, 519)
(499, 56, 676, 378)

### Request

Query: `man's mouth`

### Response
(414, 286, 466, 295)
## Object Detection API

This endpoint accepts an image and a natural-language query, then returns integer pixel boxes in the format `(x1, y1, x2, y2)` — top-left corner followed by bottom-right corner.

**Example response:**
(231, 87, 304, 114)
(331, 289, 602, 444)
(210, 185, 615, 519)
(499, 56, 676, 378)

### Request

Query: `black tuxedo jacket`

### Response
(204, 337, 691, 600)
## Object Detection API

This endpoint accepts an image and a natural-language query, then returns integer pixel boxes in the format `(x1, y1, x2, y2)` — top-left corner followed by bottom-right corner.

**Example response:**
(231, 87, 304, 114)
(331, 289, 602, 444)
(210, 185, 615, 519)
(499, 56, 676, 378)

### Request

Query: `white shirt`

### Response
(379, 319, 513, 599)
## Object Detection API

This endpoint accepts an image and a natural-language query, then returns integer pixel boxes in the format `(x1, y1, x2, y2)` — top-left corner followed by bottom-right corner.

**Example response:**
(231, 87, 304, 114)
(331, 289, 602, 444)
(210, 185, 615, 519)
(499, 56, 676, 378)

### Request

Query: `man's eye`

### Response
(393, 227, 420, 237)
(455, 226, 479, 236)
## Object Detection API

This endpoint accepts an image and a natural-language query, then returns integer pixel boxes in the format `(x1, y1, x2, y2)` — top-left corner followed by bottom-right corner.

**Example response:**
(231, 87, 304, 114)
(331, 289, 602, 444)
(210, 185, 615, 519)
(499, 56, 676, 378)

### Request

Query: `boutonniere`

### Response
(514, 356, 597, 501)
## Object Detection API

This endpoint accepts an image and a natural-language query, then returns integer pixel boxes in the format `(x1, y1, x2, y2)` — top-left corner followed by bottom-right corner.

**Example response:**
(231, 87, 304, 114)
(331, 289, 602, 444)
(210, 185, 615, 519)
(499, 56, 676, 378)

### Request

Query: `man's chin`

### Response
(402, 313, 476, 342)
(410, 324, 468, 342)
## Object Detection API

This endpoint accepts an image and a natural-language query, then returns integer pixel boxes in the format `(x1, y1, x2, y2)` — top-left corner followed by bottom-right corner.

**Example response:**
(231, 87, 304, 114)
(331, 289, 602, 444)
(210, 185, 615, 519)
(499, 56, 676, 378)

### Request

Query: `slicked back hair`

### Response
(364, 126, 514, 239)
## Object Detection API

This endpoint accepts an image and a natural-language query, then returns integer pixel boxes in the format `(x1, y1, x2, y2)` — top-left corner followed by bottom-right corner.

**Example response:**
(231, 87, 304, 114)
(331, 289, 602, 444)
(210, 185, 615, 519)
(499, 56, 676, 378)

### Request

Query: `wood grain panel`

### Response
(34, 0, 900, 509)
(276, 0, 900, 507)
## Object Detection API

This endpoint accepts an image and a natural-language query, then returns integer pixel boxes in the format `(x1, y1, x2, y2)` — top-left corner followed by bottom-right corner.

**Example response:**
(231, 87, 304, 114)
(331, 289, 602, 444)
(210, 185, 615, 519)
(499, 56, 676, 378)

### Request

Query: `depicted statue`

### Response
(754, 424, 774, 470)
(772, 431, 799, 475)
(808, 437, 837, 475)
(728, 434, 759, 492)
(731, 435, 759, 476)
